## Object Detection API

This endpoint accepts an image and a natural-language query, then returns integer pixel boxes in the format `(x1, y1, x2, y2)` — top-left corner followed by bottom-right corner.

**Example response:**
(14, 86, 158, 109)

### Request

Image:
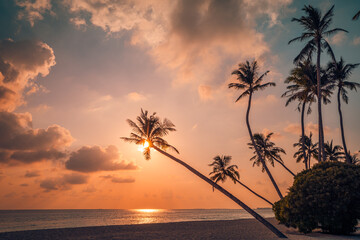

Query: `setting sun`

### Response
(137, 140, 150, 152)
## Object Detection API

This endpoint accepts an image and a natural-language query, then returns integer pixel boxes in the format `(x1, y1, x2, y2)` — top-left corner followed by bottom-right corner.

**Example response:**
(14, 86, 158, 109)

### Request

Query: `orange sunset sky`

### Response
(0, 0, 359, 209)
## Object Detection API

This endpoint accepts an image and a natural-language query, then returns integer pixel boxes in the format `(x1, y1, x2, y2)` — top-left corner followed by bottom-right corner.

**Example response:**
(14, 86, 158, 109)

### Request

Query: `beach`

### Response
(0, 218, 358, 240)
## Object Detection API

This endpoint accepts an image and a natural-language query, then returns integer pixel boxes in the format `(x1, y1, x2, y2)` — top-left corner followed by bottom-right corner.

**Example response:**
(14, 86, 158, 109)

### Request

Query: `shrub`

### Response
(273, 161, 360, 234)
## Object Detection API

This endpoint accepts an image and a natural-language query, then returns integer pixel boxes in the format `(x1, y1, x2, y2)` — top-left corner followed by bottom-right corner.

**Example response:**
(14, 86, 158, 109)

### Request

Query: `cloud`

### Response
(330, 32, 347, 45)
(198, 85, 213, 101)
(16, 0, 52, 26)
(100, 174, 135, 183)
(0, 111, 73, 164)
(24, 170, 41, 178)
(63, 0, 291, 97)
(127, 92, 147, 102)
(353, 37, 360, 46)
(111, 176, 135, 183)
(20, 183, 28, 187)
(261, 128, 282, 140)
(284, 122, 331, 136)
(40, 173, 88, 192)
(0, 39, 55, 111)
(65, 145, 138, 173)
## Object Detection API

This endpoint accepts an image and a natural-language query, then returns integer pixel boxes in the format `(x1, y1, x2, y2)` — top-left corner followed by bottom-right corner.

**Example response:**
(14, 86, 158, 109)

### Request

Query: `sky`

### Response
(0, 0, 359, 210)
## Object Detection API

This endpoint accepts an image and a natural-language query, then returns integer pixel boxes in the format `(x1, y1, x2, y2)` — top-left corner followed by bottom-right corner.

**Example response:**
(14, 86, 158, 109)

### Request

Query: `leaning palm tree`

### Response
(293, 132, 318, 169)
(209, 155, 273, 206)
(248, 133, 295, 177)
(324, 140, 345, 162)
(121, 109, 287, 238)
(327, 58, 360, 163)
(282, 60, 332, 166)
(228, 60, 282, 198)
(289, 5, 347, 162)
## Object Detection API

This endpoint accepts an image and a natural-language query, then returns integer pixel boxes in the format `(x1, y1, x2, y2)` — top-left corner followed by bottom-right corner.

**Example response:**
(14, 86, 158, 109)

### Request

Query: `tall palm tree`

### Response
(324, 140, 345, 161)
(209, 155, 273, 206)
(282, 61, 332, 167)
(289, 5, 347, 162)
(228, 60, 282, 198)
(248, 133, 295, 177)
(121, 109, 287, 238)
(293, 132, 318, 169)
(353, 10, 360, 20)
(327, 58, 360, 163)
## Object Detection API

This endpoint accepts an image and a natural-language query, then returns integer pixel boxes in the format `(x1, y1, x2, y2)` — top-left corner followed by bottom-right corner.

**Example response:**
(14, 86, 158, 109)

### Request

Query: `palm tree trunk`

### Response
(300, 101, 308, 170)
(246, 91, 283, 199)
(274, 158, 295, 177)
(337, 88, 350, 163)
(152, 145, 287, 238)
(234, 179, 273, 206)
(316, 40, 325, 162)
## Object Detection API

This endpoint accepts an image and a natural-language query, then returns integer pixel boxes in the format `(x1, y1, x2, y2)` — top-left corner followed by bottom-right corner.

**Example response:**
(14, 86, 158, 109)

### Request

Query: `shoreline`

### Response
(0, 218, 359, 240)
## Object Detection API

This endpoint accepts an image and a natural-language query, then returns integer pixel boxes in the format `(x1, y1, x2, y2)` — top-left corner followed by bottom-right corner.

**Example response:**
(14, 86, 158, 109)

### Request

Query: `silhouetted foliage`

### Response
(273, 162, 360, 234)
(121, 109, 178, 160)
(209, 155, 273, 206)
(293, 132, 318, 169)
(327, 58, 360, 163)
(248, 133, 294, 176)
(289, 4, 347, 162)
(323, 140, 345, 161)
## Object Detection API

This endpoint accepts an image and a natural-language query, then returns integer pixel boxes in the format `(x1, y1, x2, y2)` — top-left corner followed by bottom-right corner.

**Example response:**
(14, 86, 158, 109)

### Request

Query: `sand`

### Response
(0, 218, 359, 240)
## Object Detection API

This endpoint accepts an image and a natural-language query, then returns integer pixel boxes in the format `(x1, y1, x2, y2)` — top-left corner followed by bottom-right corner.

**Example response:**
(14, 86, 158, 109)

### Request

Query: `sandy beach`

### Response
(0, 218, 359, 240)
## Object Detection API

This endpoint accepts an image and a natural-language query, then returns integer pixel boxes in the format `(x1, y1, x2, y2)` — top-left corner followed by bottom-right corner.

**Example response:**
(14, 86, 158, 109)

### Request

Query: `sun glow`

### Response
(137, 140, 150, 152)
(135, 209, 160, 213)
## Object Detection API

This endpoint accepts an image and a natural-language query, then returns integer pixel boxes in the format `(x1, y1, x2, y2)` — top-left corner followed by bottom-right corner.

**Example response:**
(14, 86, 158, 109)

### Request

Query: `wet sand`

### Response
(0, 218, 359, 240)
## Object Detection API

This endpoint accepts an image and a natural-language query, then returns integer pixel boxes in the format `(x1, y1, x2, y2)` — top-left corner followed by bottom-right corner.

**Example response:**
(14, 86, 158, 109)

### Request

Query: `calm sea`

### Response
(0, 208, 274, 233)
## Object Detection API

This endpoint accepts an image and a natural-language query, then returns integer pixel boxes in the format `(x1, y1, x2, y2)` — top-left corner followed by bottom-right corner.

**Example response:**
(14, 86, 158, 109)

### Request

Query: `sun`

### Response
(137, 140, 150, 152)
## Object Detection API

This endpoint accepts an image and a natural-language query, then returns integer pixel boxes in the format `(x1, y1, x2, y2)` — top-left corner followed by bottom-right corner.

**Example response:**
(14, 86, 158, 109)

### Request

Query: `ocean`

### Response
(0, 208, 274, 233)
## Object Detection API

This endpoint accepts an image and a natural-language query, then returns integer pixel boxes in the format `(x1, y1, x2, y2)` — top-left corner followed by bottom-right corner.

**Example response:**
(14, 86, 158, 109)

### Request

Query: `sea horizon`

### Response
(0, 208, 274, 233)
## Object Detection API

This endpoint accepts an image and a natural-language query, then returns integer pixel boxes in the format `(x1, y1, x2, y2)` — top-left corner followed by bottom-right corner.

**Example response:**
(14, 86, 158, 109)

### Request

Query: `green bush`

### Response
(273, 161, 360, 234)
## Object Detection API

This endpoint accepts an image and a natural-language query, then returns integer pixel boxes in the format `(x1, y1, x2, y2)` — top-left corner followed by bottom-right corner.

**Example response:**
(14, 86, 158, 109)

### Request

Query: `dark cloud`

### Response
(40, 173, 88, 192)
(20, 183, 28, 187)
(100, 174, 135, 183)
(24, 170, 40, 178)
(0, 111, 72, 165)
(0, 39, 55, 111)
(65, 145, 138, 173)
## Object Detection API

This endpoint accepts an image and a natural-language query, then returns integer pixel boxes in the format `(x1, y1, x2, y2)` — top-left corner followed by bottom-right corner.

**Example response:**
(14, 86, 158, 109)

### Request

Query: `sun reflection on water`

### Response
(134, 209, 161, 213)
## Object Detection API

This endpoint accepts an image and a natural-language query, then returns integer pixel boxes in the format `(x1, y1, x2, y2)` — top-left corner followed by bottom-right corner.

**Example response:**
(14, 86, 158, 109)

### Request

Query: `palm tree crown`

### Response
(248, 133, 286, 172)
(324, 140, 345, 161)
(282, 61, 332, 111)
(327, 58, 360, 104)
(121, 109, 179, 160)
(209, 155, 239, 184)
(289, 5, 347, 64)
(228, 60, 275, 102)
(293, 132, 318, 169)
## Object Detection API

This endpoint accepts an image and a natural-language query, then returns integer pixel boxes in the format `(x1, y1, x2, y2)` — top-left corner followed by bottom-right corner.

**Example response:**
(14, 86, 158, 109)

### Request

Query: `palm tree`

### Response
(289, 5, 347, 162)
(121, 109, 287, 238)
(293, 132, 318, 169)
(327, 58, 360, 163)
(348, 151, 360, 165)
(324, 140, 345, 161)
(228, 60, 282, 198)
(209, 155, 273, 206)
(353, 10, 360, 20)
(248, 133, 295, 177)
(282, 61, 333, 166)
